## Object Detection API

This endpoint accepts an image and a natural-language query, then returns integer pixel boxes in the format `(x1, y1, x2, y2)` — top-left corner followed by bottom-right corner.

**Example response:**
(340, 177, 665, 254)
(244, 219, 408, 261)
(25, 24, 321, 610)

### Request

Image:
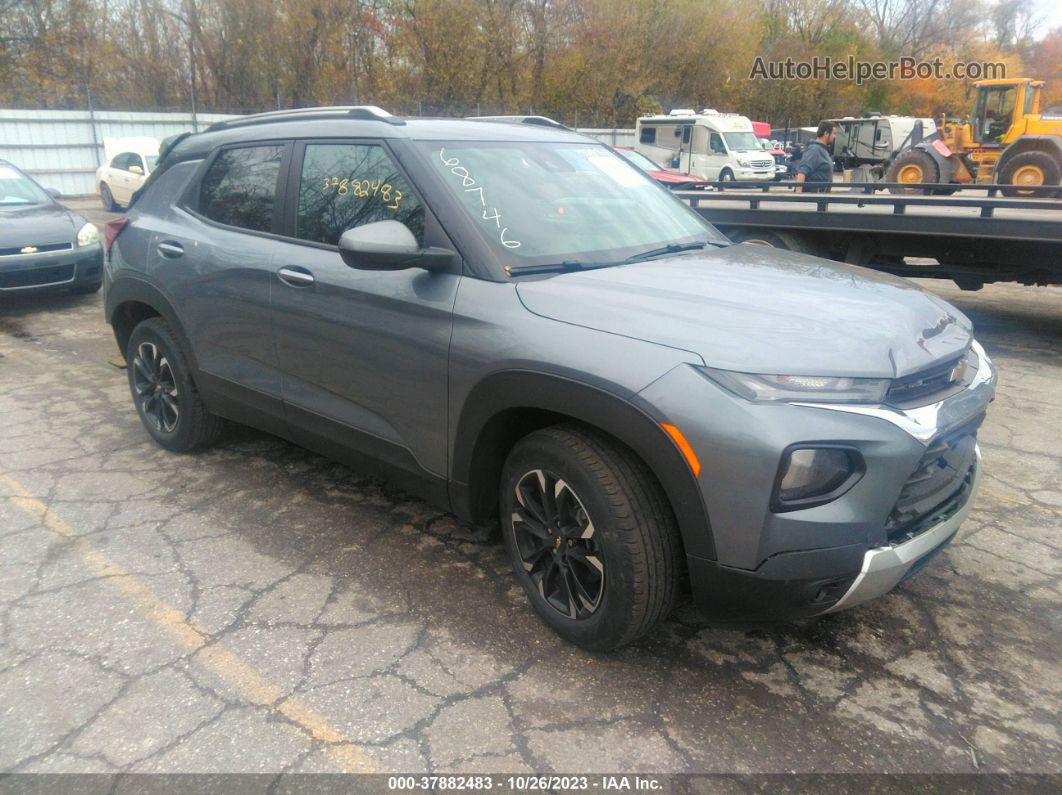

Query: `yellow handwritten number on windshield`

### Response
(322, 176, 403, 210)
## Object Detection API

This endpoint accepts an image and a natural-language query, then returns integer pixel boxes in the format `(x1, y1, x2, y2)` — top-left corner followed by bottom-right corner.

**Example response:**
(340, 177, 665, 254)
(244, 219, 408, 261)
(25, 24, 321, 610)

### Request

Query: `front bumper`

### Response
(636, 342, 996, 620)
(735, 168, 775, 181)
(0, 243, 103, 294)
(823, 446, 980, 613)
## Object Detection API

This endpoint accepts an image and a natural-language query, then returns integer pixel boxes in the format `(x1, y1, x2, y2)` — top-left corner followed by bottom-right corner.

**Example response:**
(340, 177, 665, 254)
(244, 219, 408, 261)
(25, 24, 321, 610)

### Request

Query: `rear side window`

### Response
(198, 145, 283, 232)
(295, 143, 424, 246)
(639, 126, 656, 145)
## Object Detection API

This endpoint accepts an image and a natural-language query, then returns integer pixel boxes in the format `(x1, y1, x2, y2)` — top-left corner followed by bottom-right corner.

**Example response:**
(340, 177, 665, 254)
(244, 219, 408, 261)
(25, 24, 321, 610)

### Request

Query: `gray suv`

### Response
(105, 106, 996, 650)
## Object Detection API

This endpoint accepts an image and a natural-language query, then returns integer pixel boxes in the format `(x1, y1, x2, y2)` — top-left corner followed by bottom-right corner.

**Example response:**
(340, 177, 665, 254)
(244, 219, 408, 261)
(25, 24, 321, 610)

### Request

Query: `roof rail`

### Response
(205, 105, 405, 132)
(466, 115, 570, 130)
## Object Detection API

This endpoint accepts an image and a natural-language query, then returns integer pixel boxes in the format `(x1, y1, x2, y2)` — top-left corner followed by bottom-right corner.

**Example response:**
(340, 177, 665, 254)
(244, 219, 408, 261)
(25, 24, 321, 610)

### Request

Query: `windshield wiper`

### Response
(506, 260, 620, 277)
(622, 241, 714, 263)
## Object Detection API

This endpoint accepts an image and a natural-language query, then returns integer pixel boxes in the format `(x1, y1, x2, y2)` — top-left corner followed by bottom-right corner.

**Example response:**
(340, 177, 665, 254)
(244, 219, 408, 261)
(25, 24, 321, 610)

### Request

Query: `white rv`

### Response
(635, 109, 775, 182)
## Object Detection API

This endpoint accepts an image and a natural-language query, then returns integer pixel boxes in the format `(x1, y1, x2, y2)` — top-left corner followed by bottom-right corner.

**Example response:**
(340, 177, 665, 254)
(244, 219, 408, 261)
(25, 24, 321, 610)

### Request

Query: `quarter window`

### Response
(639, 126, 656, 145)
(296, 143, 424, 246)
(198, 145, 284, 233)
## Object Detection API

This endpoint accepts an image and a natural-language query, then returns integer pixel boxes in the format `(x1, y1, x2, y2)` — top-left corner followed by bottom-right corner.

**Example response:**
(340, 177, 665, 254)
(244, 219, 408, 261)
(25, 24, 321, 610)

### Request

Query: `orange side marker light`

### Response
(661, 423, 701, 478)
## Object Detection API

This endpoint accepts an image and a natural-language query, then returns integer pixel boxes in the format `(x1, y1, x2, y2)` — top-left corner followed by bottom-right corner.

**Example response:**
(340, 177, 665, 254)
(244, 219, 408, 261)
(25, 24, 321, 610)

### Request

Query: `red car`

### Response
(612, 147, 708, 190)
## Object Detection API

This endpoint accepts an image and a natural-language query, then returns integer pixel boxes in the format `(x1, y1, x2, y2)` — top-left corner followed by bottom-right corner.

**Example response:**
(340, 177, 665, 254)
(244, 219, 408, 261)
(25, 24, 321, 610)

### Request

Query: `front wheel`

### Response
(718, 168, 735, 183)
(126, 317, 223, 452)
(999, 150, 1062, 197)
(499, 425, 682, 651)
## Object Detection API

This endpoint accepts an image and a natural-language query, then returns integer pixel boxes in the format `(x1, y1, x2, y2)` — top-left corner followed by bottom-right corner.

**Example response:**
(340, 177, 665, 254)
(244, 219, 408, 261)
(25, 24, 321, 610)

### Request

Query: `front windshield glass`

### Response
(722, 132, 760, 151)
(0, 164, 50, 206)
(615, 148, 662, 172)
(420, 141, 725, 268)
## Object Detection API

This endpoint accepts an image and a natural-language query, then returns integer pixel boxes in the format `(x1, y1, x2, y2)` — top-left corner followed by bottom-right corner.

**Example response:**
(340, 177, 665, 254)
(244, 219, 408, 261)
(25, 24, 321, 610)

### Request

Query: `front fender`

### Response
(450, 369, 716, 560)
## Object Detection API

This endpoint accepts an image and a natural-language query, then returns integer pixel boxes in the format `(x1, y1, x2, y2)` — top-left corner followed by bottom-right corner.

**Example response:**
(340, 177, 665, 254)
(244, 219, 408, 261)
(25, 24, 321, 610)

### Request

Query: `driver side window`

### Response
(710, 133, 727, 155)
(296, 143, 424, 246)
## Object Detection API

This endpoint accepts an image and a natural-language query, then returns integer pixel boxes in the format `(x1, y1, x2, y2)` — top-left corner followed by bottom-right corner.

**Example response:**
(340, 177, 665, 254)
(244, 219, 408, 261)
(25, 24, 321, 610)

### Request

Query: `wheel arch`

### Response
(997, 136, 1062, 174)
(106, 277, 198, 372)
(450, 370, 716, 560)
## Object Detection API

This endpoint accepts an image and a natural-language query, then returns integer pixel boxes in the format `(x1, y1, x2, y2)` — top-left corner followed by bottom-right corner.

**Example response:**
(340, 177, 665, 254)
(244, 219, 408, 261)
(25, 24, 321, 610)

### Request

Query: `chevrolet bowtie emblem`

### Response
(20, 246, 38, 254)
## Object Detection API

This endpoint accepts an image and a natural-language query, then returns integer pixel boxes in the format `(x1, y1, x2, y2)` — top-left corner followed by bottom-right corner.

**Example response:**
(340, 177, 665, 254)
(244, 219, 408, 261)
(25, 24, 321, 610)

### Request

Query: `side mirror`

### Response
(129, 165, 144, 175)
(45, 187, 62, 199)
(338, 221, 454, 271)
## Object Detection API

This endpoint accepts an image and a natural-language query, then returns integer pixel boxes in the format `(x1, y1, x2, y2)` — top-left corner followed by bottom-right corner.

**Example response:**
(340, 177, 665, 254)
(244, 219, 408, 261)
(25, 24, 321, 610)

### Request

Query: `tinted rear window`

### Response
(198, 145, 283, 232)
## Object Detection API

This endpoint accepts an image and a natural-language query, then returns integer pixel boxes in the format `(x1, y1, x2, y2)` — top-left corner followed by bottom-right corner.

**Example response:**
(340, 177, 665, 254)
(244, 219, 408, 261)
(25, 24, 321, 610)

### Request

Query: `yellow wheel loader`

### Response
(886, 79, 1062, 196)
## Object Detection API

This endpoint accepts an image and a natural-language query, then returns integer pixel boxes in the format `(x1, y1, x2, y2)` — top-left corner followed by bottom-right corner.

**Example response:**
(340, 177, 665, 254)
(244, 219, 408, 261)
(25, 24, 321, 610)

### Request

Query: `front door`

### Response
(705, 132, 730, 179)
(270, 140, 460, 484)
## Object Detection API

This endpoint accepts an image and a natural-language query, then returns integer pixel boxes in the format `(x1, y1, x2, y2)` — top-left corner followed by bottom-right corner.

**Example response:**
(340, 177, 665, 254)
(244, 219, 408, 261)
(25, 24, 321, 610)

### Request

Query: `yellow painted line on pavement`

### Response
(1, 472, 377, 773)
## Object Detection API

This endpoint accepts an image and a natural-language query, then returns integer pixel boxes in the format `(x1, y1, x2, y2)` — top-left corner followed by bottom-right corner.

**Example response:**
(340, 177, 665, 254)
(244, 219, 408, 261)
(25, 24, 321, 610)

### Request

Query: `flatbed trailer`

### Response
(677, 182, 1062, 289)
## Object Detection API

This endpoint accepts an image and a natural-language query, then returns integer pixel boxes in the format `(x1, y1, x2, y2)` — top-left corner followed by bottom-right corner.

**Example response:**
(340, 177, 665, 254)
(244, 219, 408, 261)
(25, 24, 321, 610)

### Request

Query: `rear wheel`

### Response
(886, 150, 938, 194)
(99, 182, 118, 211)
(126, 317, 223, 452)
(499, 425, 682, 651)
(999, 150, 1061, 197)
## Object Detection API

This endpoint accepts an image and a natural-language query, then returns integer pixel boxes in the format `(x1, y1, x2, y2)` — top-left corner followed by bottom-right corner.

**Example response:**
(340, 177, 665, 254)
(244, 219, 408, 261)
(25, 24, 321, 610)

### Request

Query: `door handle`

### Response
(277, 266, 315, 287)
(157, 241, 184, 258)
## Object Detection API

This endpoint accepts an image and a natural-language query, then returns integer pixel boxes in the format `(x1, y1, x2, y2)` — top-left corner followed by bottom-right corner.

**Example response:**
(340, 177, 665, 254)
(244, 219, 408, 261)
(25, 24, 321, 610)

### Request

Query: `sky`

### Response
(1037, 0, 1062, 37)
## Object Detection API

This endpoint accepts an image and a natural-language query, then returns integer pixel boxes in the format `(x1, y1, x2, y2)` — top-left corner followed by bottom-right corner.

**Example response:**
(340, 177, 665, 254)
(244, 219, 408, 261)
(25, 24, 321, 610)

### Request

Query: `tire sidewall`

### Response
(500, 433, 639, 649)
(126, 319, 197, 452)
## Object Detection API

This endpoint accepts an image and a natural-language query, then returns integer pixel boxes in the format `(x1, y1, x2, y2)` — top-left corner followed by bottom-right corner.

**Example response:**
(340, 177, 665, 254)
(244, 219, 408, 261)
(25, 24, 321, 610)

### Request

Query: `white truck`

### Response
(635, 109, 775, 182)
(95, 137, 160, 210)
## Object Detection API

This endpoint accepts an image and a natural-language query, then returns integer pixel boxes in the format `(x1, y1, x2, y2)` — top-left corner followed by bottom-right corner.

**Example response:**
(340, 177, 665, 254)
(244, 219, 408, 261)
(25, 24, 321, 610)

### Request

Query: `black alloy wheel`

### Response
(131, 341, 180, 433)
(500, 424, 682, 650)
(125, 317, 223, 452)
(510, 468, 604, 620)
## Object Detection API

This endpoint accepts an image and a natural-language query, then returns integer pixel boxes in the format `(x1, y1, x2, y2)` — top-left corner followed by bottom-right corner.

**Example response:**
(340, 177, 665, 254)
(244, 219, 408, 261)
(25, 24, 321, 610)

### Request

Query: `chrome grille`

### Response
(0, 242, 73, 257)
(887, 349, 978, 408)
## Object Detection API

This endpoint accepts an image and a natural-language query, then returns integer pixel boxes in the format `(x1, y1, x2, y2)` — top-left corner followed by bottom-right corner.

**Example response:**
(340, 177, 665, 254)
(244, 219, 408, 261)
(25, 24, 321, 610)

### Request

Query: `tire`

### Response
(885, 150, 938, 194)
(718, 168, 735, 183)
(499, 424, 682, 651)
(729, 228, 825, 257)
(126, 317, 223, 453)
(99, 182, 118, 211)
(999, 150, 1061, 197)
(69, 279, 102, 295)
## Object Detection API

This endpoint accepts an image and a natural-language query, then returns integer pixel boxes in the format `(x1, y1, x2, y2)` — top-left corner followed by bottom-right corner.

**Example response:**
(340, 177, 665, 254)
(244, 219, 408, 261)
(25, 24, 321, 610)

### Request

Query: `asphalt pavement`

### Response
(0, 199, 1058, 778)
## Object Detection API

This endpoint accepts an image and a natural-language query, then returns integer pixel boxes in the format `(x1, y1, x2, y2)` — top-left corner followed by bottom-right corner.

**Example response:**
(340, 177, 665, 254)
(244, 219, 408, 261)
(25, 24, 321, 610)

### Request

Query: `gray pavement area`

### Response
(0, 198, 1059, 776)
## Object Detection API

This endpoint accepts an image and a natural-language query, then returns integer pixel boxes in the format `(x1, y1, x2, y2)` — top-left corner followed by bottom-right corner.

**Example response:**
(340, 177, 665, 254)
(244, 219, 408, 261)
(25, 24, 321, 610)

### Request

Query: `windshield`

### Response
(420, 141, 724, 269)
(722, 132, 760, 151)
(614, 148, 662, 172)
(0, 164, 51, 206)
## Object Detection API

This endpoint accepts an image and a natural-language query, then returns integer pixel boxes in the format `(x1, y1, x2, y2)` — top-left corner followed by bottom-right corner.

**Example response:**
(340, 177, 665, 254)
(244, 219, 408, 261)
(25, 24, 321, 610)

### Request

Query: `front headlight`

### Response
(699, 367, 889, 403)
(736, 157, 750, 167)
(77, 222, 100, 247)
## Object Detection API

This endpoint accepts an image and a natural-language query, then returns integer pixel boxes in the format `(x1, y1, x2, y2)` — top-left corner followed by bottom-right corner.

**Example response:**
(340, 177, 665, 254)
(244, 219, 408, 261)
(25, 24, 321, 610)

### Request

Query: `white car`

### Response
(95, 137, 159, 210)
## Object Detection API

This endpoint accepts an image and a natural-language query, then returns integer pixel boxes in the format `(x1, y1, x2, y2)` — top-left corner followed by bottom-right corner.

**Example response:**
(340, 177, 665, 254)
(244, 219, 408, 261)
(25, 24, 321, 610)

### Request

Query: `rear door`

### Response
(268, 139, 460, 483)
(156, 142, 291, 434)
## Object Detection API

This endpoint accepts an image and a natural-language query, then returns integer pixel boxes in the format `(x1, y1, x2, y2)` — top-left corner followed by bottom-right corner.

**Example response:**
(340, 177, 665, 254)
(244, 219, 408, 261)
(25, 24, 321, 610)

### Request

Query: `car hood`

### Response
(0, 202, 80, 248)
(515, 244, 973, 378)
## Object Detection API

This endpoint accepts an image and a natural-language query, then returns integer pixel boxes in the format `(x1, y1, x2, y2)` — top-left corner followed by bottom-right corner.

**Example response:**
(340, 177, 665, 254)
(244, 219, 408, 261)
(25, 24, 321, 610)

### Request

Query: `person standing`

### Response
(795, 121, 836, 193)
